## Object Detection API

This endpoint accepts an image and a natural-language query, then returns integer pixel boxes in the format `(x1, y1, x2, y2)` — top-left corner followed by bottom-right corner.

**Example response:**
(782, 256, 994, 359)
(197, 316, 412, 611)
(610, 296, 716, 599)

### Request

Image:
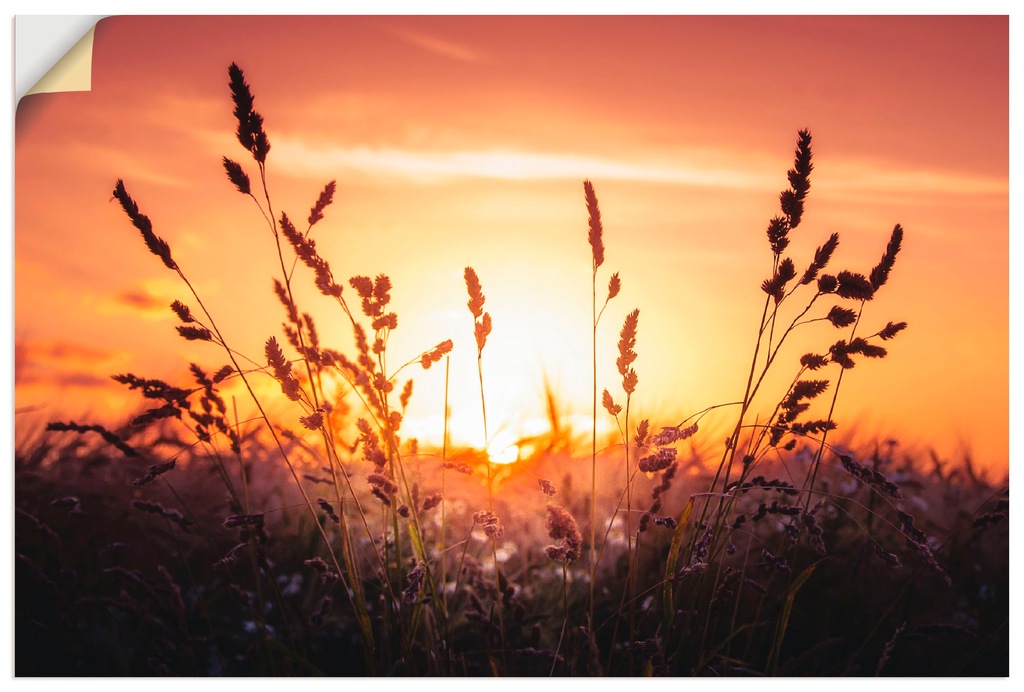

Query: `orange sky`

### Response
(14, 16, 1009, 474)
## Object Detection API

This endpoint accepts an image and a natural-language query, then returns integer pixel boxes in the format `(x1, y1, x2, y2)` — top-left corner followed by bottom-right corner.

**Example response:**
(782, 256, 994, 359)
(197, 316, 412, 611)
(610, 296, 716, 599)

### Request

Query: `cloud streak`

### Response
(115, 289, 166, 313)
(15, 339, 121, 390)
(819, 162, 1007, 199)
(272, 138, 769, 188)
(383, 25, 481, 63)
(91, 278, 187, 321)
(22, 340, 114, 365)
(269, 137, 1006, 202)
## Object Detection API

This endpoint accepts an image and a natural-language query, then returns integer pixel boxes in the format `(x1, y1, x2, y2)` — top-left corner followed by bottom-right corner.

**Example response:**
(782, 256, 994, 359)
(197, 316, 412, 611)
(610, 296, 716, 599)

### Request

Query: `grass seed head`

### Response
(584, 179, 605, 269)
(870, 224, 904, 292)
(227, 62, 271, 163)
(112, 180, 177, 270)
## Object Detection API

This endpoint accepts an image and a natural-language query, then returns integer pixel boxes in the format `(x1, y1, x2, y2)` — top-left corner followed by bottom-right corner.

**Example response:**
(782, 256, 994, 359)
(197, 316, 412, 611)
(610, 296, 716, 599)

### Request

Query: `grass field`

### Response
(14, 63, 1009, 677)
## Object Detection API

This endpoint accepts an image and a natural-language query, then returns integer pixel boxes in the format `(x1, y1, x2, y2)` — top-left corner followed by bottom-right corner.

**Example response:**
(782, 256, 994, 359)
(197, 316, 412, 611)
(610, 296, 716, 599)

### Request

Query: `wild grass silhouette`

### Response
(15, 63, 1008, 677)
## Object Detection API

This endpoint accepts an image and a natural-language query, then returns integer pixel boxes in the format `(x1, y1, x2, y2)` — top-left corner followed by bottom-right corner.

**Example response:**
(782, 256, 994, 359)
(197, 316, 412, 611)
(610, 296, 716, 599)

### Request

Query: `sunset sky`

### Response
(14, 15, 1009, 473)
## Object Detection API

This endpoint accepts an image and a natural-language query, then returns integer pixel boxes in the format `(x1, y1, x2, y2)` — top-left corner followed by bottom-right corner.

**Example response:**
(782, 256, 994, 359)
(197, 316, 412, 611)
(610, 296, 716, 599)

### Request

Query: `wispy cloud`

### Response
(17, 368, 112, 391)
(820, 160, 1007, 199)
(74, 140, 194, 189)
(272, 138, 768, 188)
(15, 339, 121, 389)
(53, 371, 112, 389)
(384, 25, 481, 63)
(24, 340, 114, 365)
(115, 289, 165, 313)
(270, 136, 1007, 203)
(93, 278, 184, 320)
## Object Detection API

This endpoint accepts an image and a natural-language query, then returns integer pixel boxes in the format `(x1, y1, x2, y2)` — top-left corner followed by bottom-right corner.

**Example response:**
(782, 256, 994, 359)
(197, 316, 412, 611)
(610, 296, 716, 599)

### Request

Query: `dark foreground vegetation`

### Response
(15, 429, 1007, 676)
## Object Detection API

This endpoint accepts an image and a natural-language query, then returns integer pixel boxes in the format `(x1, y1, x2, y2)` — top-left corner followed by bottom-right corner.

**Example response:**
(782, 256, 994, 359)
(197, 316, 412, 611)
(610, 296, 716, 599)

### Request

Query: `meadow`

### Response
(14, 63, 1008, 677)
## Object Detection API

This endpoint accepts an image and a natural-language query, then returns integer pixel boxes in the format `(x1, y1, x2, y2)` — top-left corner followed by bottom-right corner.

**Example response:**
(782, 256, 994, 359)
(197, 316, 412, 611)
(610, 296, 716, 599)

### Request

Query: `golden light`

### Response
(487, 429, 520, 465)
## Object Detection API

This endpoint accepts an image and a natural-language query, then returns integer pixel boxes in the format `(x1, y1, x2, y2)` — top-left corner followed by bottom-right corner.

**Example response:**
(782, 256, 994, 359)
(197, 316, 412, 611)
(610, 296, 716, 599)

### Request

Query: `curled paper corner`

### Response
(25, 25, 95, 96)
(18, 17, 102, 100)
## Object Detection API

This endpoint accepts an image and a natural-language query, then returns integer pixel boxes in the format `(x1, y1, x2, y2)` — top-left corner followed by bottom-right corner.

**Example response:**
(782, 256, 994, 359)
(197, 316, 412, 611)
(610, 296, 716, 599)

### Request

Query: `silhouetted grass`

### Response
(15, 63, 1008, 677)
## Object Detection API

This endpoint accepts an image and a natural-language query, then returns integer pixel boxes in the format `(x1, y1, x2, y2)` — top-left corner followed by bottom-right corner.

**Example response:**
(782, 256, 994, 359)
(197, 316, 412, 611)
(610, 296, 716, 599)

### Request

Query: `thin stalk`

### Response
(624, 395, 635, 654)
(475, 346, 507, 672)
(551, 562, 570, 676)
(590, 263, 599, 629)
(803, 303, 865, 504)
(477, 352, 491, 509)
(716, 294, 773, 496)
(230, 397, 251, 515)
(441, 356, 451, 671)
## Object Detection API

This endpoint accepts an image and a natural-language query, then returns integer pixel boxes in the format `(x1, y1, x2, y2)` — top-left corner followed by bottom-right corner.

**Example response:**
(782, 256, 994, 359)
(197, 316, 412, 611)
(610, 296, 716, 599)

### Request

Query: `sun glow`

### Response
(487, 429, 520, 465)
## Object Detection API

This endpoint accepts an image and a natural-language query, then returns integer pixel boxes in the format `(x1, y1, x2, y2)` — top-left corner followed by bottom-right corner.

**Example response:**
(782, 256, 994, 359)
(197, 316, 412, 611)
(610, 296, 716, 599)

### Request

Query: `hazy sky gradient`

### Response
(14, 15, 1009, 472)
